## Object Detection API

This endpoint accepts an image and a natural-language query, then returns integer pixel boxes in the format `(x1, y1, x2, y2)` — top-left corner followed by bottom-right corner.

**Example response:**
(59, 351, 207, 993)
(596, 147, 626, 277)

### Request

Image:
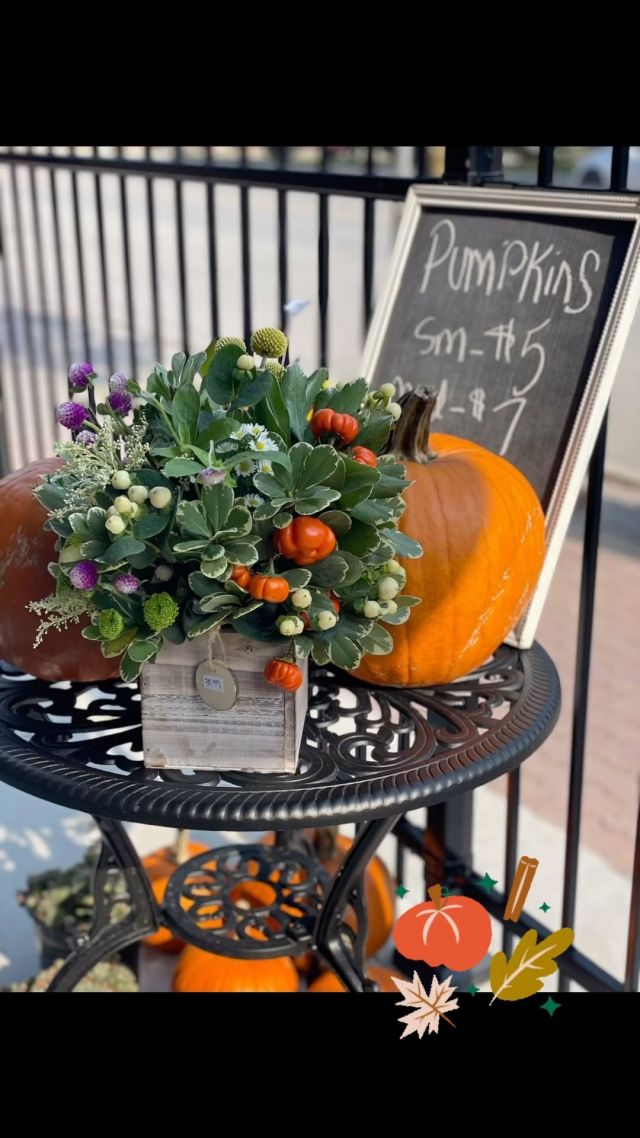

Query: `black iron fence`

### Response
(0, 144, 638, 993)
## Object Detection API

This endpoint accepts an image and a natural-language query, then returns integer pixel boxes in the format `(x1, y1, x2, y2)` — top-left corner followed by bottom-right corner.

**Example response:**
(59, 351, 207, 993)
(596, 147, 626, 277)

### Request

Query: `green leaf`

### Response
(171, 352, 187, 385)
(318, 510, 352, 536)
(352, 497, 404, 525)
(328, 633, 362, 670)
(171, 382, 201, 444)
(316, 377, 367, 415)
(353, 411, 394, 452)
(187, 613, 230, 638)
(385, 529, 423, 558)
(369, 473, 412, 499)
(173, 539, 209, 553)
(47, 517, 73, 537)
(338, 519, 381, 558)
(147, 364, 171, 400)
(310, 639, 332, 665)
(102, 629, 137, 658)
(135, 513, 170, 540)
(230, 371, 273, 410)
(134, 469, 173, 489)
(201, 557, 229, 579)
(216, 506, 253, 539)
(163, 458, 203, 478)
(309, 554, 349, 588)
(273, 512, 293, 529)
(295, 487, 342, 514)
(332, 549, 363, 588)
(196, 417, 237, 449)
(223, 542, 258, 565)
(128, 548, 158, 570)
(198, 340, 217, 380)
(120, 650, 143, 682)
(253, 500, 280, 521)
(224, 580, 246, 598)
(163, 622, 186, 645)
(253, 472, 288, 499)
(360, 623, 394, 655)
(181, 351, 207, 387)
(292, 634, 313, 658)
(81, 625, 103, 641)
(201, 484, 234, 534)
(198, 593, 241, 613)
(69, 513, 91, 539)
(34, 482, 68, 511)
(233, 600, 265, 620)
(254, 376, 291, 446)
(80, 540, 108, 559)
(378, 606, 411, 626)
(128, 639, 161, 662)
(204, 343, 243, 404)
(281, 363, 327, 442)
(101, 537, 147, 565)
(338, 456, 380, 510)
(86, 507, 108, 536)
(292, 443, 340, 492)
(177, 500, 211, 539)
(188, 571, 222, 598)
(281, 568, 312, 588)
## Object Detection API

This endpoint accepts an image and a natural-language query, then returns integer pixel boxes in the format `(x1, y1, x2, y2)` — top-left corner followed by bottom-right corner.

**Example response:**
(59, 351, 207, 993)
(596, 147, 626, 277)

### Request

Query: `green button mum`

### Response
(144, 592, 180, 633)
(98, 609, 125, 641)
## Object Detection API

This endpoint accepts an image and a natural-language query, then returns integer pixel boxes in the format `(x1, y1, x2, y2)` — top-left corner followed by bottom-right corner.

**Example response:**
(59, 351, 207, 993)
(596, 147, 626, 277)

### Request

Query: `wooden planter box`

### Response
(140, 632, 308, 774)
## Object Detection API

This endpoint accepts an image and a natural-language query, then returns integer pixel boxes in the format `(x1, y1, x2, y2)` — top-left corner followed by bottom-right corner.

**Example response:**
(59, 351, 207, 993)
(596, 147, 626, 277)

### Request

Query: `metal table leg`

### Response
(314, 814, 400, 993)
(47, 816, 158, 993)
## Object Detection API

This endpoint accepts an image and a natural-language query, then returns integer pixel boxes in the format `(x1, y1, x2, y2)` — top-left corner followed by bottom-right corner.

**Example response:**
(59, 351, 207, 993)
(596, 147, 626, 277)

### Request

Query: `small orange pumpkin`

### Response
(351, 445, 377, 468)
(273, 517, 337, 566)
(264, 658, 304, 691)
(173, 945, 300, 992)
(0, 459, 120, 682)
(230, 564, 251, 589)
(352, 388, 545, 687)
(307, 964, 399, 993)
(310, 409, 359, 444)
(248, 574, 290, 602)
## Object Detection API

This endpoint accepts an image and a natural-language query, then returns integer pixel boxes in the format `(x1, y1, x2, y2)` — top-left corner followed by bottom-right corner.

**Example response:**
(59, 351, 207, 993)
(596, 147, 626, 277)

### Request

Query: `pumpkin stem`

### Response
(174, 829, 191, 866)
(393, 387, 439, 463)
(427, 883, 444, 910)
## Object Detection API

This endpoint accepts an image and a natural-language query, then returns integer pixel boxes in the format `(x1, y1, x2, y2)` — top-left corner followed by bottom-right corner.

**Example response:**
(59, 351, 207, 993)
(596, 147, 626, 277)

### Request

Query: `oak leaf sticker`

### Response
(490, 927, 574, 1002)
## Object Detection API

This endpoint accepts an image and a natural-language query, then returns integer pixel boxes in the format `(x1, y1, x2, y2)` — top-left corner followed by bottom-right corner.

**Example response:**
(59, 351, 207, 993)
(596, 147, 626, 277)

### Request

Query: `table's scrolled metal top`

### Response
(0, 644, 560, 830)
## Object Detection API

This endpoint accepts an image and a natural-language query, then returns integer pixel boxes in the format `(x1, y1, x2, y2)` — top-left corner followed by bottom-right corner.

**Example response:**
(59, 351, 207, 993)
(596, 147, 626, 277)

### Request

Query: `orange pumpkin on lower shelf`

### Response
(351, 388, 545, 688)
(307, 964, 399, 993)
(0, 459, 120, 683)
(142, 838, 210, 952)
(173, 945, 300, 992)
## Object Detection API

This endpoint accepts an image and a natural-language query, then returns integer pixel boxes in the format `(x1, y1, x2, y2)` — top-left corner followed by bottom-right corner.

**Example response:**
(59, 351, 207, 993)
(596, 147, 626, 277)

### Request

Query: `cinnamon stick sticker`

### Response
(503, 856, 539, 922)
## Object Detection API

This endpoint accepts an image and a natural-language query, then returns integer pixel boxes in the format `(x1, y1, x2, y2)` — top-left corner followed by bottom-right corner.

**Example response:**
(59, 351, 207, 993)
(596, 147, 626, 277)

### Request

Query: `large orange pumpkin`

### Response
(0, 459, 120, 682)
(307, 964, 399, 993)
(353, 388, 545, 687)
(173, 944, 300, 992)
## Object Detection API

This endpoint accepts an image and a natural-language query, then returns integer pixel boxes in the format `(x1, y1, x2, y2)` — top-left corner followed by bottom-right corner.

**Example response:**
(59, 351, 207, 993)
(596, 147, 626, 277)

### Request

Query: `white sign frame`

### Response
(361, 184, 640, 648)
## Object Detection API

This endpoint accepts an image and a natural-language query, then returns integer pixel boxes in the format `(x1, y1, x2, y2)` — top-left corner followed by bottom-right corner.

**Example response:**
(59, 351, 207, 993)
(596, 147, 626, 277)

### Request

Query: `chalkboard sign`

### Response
(363, 186, 640, 645)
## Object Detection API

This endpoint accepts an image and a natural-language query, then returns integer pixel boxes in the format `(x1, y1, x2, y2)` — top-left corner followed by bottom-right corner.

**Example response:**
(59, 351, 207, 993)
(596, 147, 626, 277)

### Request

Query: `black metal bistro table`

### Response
(0, 644, 560, 992)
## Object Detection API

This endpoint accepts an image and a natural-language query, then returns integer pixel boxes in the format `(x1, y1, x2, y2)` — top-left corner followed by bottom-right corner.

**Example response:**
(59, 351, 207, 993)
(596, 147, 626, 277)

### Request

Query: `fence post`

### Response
(0, 201, 12, 475)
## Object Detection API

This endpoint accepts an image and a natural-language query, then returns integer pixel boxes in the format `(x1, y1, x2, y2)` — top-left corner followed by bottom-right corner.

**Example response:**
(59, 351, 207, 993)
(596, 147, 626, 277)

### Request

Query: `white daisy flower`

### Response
(244, 493, 265, 509)
(248, 437, 272, 452)
(247, 424, 268, 438)
(257, 459, 273, 474)
(216, 441, 237, 453)
(232, 424, 252, 440)
(234, 456, 255, 476)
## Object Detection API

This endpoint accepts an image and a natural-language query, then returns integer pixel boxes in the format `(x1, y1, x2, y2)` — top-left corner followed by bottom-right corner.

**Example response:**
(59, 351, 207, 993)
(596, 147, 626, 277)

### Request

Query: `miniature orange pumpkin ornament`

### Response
(352, 387, 545, 687)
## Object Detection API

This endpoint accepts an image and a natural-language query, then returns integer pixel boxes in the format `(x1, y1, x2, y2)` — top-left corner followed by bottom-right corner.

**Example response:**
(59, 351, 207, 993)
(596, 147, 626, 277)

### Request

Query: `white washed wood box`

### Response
(140, 632, 308, 774)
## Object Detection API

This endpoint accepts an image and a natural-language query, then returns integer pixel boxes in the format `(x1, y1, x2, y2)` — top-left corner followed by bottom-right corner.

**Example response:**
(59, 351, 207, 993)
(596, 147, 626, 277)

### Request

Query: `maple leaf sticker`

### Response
(392, 971, 459, 1039)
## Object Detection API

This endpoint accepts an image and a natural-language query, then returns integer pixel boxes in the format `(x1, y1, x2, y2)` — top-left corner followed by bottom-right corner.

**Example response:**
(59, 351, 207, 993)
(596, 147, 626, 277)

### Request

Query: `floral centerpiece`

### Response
(29, 330, 422, 701)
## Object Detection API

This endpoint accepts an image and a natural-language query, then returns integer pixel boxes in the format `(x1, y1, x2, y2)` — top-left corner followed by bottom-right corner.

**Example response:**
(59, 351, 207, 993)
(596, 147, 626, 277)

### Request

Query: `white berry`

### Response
(380, 600, 398, 616)
(384, 559, 403, 576)
(378, 576, 400, 601)
(111, 470, 131, 490)
(279, 616, 304, 636)
(316, 610, 338, 631)
(106, 515, 126, 535)
(291, 589, 312, 609)
(149, 487, 173, 509)
(236, 354, 255, 371)
(380, 383, 396, 399)
(364, 600, 382, 619)
(128, 484, 149, 504)
(114, 495, 133, 516)
(388, 402, 402, 421)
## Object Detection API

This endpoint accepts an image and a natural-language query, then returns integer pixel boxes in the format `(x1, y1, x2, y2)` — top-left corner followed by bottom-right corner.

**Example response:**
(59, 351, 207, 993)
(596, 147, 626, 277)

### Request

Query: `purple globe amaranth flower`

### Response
(76, 429, 97, 447)
(57, 401, 88, 431)
(200, 466, 226, 486)
(69, 560, 99, 590)
(107, 390, 133, 416)
(114, 573, 141, 595)
(109, 371, 128, 394)
(68, 361, 94, 389)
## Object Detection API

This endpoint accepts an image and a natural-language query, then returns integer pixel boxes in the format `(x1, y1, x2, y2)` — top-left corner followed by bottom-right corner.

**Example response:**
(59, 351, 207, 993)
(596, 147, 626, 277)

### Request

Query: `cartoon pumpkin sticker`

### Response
(393, 884, 492, 972)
